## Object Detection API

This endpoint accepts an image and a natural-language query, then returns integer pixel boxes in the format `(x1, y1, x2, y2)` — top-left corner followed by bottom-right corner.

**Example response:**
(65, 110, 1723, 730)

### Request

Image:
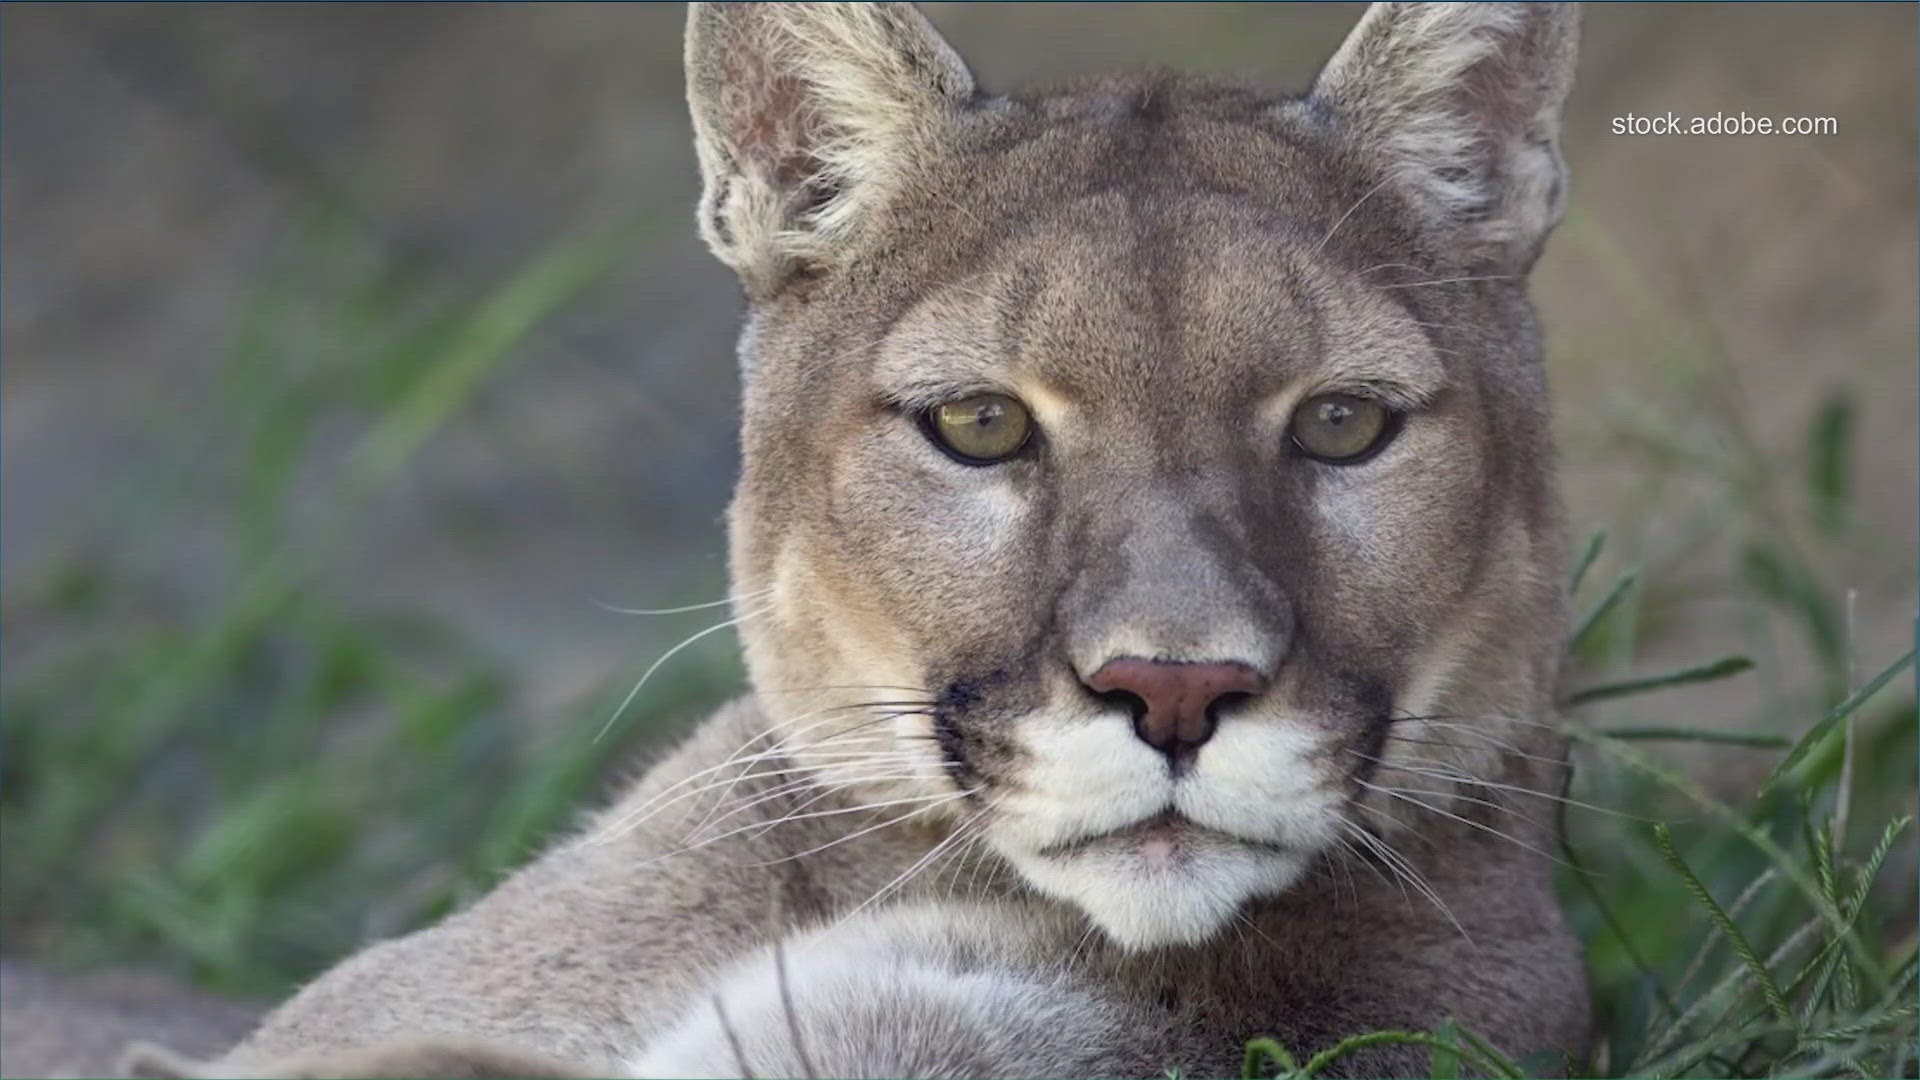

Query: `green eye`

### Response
(1290, 393, 1396, 463)
(923, 393, 1033, 464)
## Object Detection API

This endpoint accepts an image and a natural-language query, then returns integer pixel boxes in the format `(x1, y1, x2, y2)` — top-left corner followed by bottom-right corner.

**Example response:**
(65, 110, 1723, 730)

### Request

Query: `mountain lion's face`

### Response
(689, 2, 1578, 949)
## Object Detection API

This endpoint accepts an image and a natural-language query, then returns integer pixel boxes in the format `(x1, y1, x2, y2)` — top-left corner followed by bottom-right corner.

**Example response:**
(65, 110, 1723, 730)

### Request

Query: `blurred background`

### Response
(2, 1, 1915, 1070)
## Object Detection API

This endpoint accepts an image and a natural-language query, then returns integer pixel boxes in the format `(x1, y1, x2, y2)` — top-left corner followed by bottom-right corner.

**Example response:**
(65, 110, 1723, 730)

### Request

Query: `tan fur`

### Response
(120, 4, 1593, 1076)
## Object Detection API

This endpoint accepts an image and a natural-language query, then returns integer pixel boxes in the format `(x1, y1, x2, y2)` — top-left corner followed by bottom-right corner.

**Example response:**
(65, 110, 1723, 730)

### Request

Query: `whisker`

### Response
(1354, 261, 1429, 279)
(1355, 779, 1580, 872)
(680, 766, 906, 840)
(594, 602, 775, 743)
(1322, 837, 1365, 908)
(647, 789, 971, 866)
(692, 769, 938, 842)
(922, 814, 993, 909)
(1374, 776, 1551, 833)
(741, 791, 976, 868)
(588, 706, 871, 840)
(1390, 709, 1565, 733)
(1391, 717, 1553, 764)
(592, 585, 775, 617)
(940, 825, 994, 905)
(1065, 920, 1103, 972)
(961, 823, 1005, 901)
(1376, 273, 1523, 290)
(677, 711, 941, 836)
(1381, 730, 1566, 768)
(757, 683, 932, 697)
(1341, 819, 1473, 947)
(836, 810, 988, 929)
(1345, 798, 1440, 849)
(679, 774, 838, 838)
(1344, 814, 1420, 907)
(1351, 751, 1645, 820)
(594, 700, 928, 838)
(1332, 824, 1402, 897)
(1314, 176, 1398, 255)
(1234, 911, 1282, 951)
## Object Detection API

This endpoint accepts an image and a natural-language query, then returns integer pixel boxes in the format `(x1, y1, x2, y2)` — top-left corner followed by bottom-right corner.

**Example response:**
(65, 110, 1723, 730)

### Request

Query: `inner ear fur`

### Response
(1312, 2, 1581, 273)
(684, 2, 975, 299)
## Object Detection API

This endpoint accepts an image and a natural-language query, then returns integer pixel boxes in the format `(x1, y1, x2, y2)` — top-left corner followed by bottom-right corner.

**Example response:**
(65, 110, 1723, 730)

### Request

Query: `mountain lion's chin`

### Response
(1004, 826, 1309, 951)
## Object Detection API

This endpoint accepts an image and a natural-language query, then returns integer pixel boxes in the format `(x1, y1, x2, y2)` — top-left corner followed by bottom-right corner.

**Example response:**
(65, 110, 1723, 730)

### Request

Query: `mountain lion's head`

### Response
(687, 1, 1579, 950)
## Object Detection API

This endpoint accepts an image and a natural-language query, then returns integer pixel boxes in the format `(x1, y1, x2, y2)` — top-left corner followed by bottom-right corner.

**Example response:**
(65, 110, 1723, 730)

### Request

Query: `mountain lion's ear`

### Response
(684, 2, 975, 298)
(1311, 2, 1580, 273)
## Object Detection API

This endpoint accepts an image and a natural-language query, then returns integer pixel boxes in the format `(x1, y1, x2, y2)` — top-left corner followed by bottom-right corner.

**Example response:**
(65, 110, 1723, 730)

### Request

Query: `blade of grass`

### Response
(1565, 719, 1890, 999)
(1806, 392, 1854, 537)
(1566, 655, 1754, 707)
(1669, 869, 1776, 1014)
(1569, 529, 1607, 595)
(1242, 1037, 1296, 1079)
(1761, 647, 1916, 796)
(1652, 823, 1793, 1026)
(1801, 817, 1912, 1020)
(1641, 914, 1824, 1071)
(1601, 727, 1790, 748)
(1568, 569, 1639, 650)
(1451, 1023, 1525, 1080)
(348, 216, 652, 485)
(1637, 1000, 1919, 1080)
(1294, 1031, 1516, 1079)
(1428, 1020, 1459, 1080)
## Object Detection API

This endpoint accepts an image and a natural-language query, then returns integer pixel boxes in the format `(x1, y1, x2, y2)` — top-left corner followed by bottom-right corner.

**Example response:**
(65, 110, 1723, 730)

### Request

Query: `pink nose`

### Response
(1085, 658, 1267, 761)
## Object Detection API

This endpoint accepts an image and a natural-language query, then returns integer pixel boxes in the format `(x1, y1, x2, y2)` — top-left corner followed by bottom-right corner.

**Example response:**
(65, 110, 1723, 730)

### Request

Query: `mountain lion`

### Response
(132, 2, 1592, 1076)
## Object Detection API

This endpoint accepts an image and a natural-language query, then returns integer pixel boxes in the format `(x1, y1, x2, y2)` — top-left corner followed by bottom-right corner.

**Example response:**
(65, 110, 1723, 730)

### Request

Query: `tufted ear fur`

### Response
(684, 2, 975, 299)
(1312, 2, 1580, 273)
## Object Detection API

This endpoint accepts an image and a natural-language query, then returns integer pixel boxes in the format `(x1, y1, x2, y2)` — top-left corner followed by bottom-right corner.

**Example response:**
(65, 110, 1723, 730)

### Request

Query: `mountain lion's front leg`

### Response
(199, 700, 951, 1075)
(125, 1035, 594, 1079)
(155, 902, 1154, 1080)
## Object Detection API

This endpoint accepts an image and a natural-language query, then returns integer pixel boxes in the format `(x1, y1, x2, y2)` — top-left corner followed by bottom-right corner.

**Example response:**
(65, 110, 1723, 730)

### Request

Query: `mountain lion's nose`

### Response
(1085, 658, 1267, 764)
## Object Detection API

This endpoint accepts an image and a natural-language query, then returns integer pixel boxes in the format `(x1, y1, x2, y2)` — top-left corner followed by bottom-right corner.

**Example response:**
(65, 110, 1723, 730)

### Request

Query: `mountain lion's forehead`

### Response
(918, 80, 1356, 252)
(870, 206, 1446, 414)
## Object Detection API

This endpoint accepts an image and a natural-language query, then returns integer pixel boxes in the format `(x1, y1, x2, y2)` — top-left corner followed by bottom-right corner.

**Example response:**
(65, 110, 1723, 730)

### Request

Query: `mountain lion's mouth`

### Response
(1008, 805, 1312, 948)
(1037, 809, 1285, 868)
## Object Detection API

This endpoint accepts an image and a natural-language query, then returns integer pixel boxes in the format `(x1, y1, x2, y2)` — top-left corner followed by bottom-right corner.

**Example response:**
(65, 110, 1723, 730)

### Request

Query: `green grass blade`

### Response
(1294, 1031, 1514, 1079)
(1809, 813, 1861, 1017)
(348, 218, 649, 484)
(1803, 794, 1841, 910)
(1568, 569, 1639, 650)
(1566, 655, 1754, 707)
(1600, 726, 1790, 748)
(1565, 719, 1890, 999)
(1428, 1020, 1460, 1080)
(1452, 1023, 1526, 1080)
(1670, 868, 1777, 1005)
(1652, 824, 1794, 1025)
(1761, 647, 1916, 796)
(1848, 816, 1909, 912)
(1811, 1002, 1920, 1042)
(1569, 529, 1607, 595)
(1634, 1015, 1773, 1079)
(1637, 1000, 1920, 1080)
(1802, 817, 1912, 1021)
(1242, 1037, 1296, 1079)
(1659, 916, 1822, 1067)
(1806, 392, 1854, 537)
(1740, 544, 1848, 696)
